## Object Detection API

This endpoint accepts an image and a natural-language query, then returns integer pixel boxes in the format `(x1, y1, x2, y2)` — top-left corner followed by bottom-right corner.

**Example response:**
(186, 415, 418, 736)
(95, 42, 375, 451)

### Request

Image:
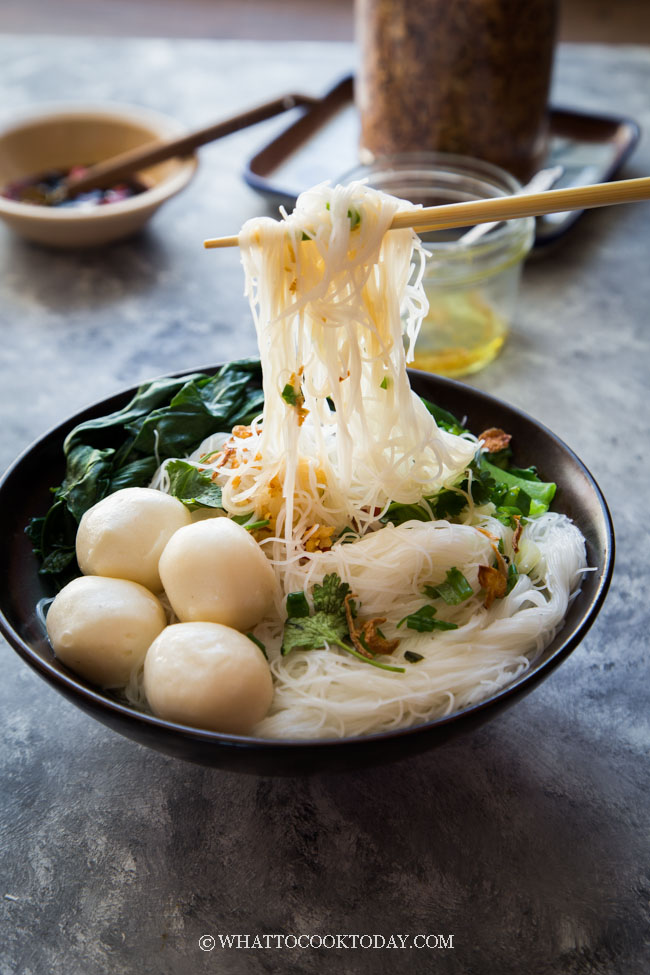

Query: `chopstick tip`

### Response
(204, 235, 239, 249)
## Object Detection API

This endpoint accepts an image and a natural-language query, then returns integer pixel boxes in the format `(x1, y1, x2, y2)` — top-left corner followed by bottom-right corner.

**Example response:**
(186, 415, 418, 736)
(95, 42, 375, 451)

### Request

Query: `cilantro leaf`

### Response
(429, 489, 467, 520)
(281, 573, 405, 672)
(312, 573, 351, 616)
(282, 573, 350, 654)
(281, 611, 350, 655)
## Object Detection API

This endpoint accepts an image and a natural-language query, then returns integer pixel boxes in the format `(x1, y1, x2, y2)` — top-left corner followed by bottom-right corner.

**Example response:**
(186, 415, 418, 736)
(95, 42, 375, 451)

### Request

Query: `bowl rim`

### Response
(0, 101, 198, 221)
(0, 366, 615, 753)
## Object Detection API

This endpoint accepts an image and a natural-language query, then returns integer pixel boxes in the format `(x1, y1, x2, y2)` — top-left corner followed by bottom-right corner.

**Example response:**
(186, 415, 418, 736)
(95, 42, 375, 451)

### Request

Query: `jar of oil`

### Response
(341, 153, 534, 377)
(412, 292, 508, 377)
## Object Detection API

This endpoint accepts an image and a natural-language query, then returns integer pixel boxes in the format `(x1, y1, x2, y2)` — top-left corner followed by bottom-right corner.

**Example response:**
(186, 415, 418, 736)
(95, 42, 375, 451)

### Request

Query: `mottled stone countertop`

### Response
(0, 36, 648, 975)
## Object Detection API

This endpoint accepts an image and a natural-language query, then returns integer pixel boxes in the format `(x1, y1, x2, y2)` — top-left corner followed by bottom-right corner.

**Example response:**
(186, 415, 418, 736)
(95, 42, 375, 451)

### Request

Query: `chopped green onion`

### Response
(286, 591, 310, 619)
(347, 208, 361, 230)
(231, 513, 270, 532)
(506, 562, 518, 594)
(396, 604, 459, 633)
(424, 567, 473, 605)
(281, 383, 299, 407)
(246, 633, 268, 659)
(404, 651, 424, 664)
(242, 519, 270, 532)
(324, 201, 360, 229)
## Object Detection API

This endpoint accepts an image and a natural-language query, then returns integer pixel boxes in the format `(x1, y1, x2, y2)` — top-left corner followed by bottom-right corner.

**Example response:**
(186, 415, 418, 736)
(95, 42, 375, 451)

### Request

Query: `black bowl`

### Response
(0, 369, 614, 774)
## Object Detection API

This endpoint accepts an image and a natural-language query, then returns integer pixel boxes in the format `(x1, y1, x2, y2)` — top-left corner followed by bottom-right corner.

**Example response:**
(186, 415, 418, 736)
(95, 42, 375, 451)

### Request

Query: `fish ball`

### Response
(144, 622, 273, 734)
(158, 517, 276, 630)
(76, 487, 191, 592)
(46, 575, 167, 688)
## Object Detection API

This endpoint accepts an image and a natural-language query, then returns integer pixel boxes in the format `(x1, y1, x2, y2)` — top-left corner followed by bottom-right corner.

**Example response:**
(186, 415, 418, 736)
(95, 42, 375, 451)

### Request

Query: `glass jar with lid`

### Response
(341, 152, 535, 377)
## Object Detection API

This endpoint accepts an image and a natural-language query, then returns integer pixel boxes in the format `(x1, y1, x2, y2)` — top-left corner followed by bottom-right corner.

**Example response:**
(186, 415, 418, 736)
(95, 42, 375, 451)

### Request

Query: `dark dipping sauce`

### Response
(2, 165, 150, 208)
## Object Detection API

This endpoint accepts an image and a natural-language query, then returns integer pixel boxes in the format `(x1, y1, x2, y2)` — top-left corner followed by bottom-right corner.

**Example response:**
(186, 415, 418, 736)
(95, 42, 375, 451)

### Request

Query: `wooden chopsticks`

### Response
(57, 93, 318, 202)
(203, 176, 650, 249)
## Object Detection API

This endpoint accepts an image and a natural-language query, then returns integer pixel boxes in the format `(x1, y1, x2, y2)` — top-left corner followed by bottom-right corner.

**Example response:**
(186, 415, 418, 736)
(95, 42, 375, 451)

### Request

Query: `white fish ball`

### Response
(158, 517, 276, 630)
(76, 487, 191, 592)
(46, 575, 167, 688)
(143, 622, 273, 734)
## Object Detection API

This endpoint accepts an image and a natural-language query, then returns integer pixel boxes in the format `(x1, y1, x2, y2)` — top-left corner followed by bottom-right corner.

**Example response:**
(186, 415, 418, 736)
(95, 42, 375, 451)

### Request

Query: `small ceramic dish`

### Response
(0, 368, 614, 775)
(0, 103, 197, 247)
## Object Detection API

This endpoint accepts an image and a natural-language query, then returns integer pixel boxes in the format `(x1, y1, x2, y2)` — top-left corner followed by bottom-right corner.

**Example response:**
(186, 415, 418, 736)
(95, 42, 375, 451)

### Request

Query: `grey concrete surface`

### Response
(0, 37, 648, 974)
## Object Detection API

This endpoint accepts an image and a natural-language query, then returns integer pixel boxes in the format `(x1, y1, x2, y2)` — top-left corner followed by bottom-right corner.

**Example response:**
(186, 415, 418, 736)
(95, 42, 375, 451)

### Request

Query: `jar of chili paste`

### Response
(355, 0, 557, 182)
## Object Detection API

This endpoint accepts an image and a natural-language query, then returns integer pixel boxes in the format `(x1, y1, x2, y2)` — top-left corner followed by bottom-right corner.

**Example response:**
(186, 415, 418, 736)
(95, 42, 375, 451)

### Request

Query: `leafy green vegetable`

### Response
(424, 567, 474, 605)
(64, 361, 263, 466)
(391, 400, 557, 526)
(483, 445, 512, 469)
(380, 488, 467, 527)
(380, 376, 389, 390)
(396, 605, 459, 632)
(165, 460, 223, 509)
(380, 500, 433, 526)
(381, 444, 557, 531)
(476, 456, 555, 524)
(480, 458, 556, 509)
(281, 573, 405, 672)
(420, 397, 469, 436)
(27, 359, 263, 586)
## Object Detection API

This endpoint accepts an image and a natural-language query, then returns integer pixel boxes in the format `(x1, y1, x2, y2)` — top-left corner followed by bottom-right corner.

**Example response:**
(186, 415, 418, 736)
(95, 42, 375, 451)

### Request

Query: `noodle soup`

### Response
(35, 182, 587, 739)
